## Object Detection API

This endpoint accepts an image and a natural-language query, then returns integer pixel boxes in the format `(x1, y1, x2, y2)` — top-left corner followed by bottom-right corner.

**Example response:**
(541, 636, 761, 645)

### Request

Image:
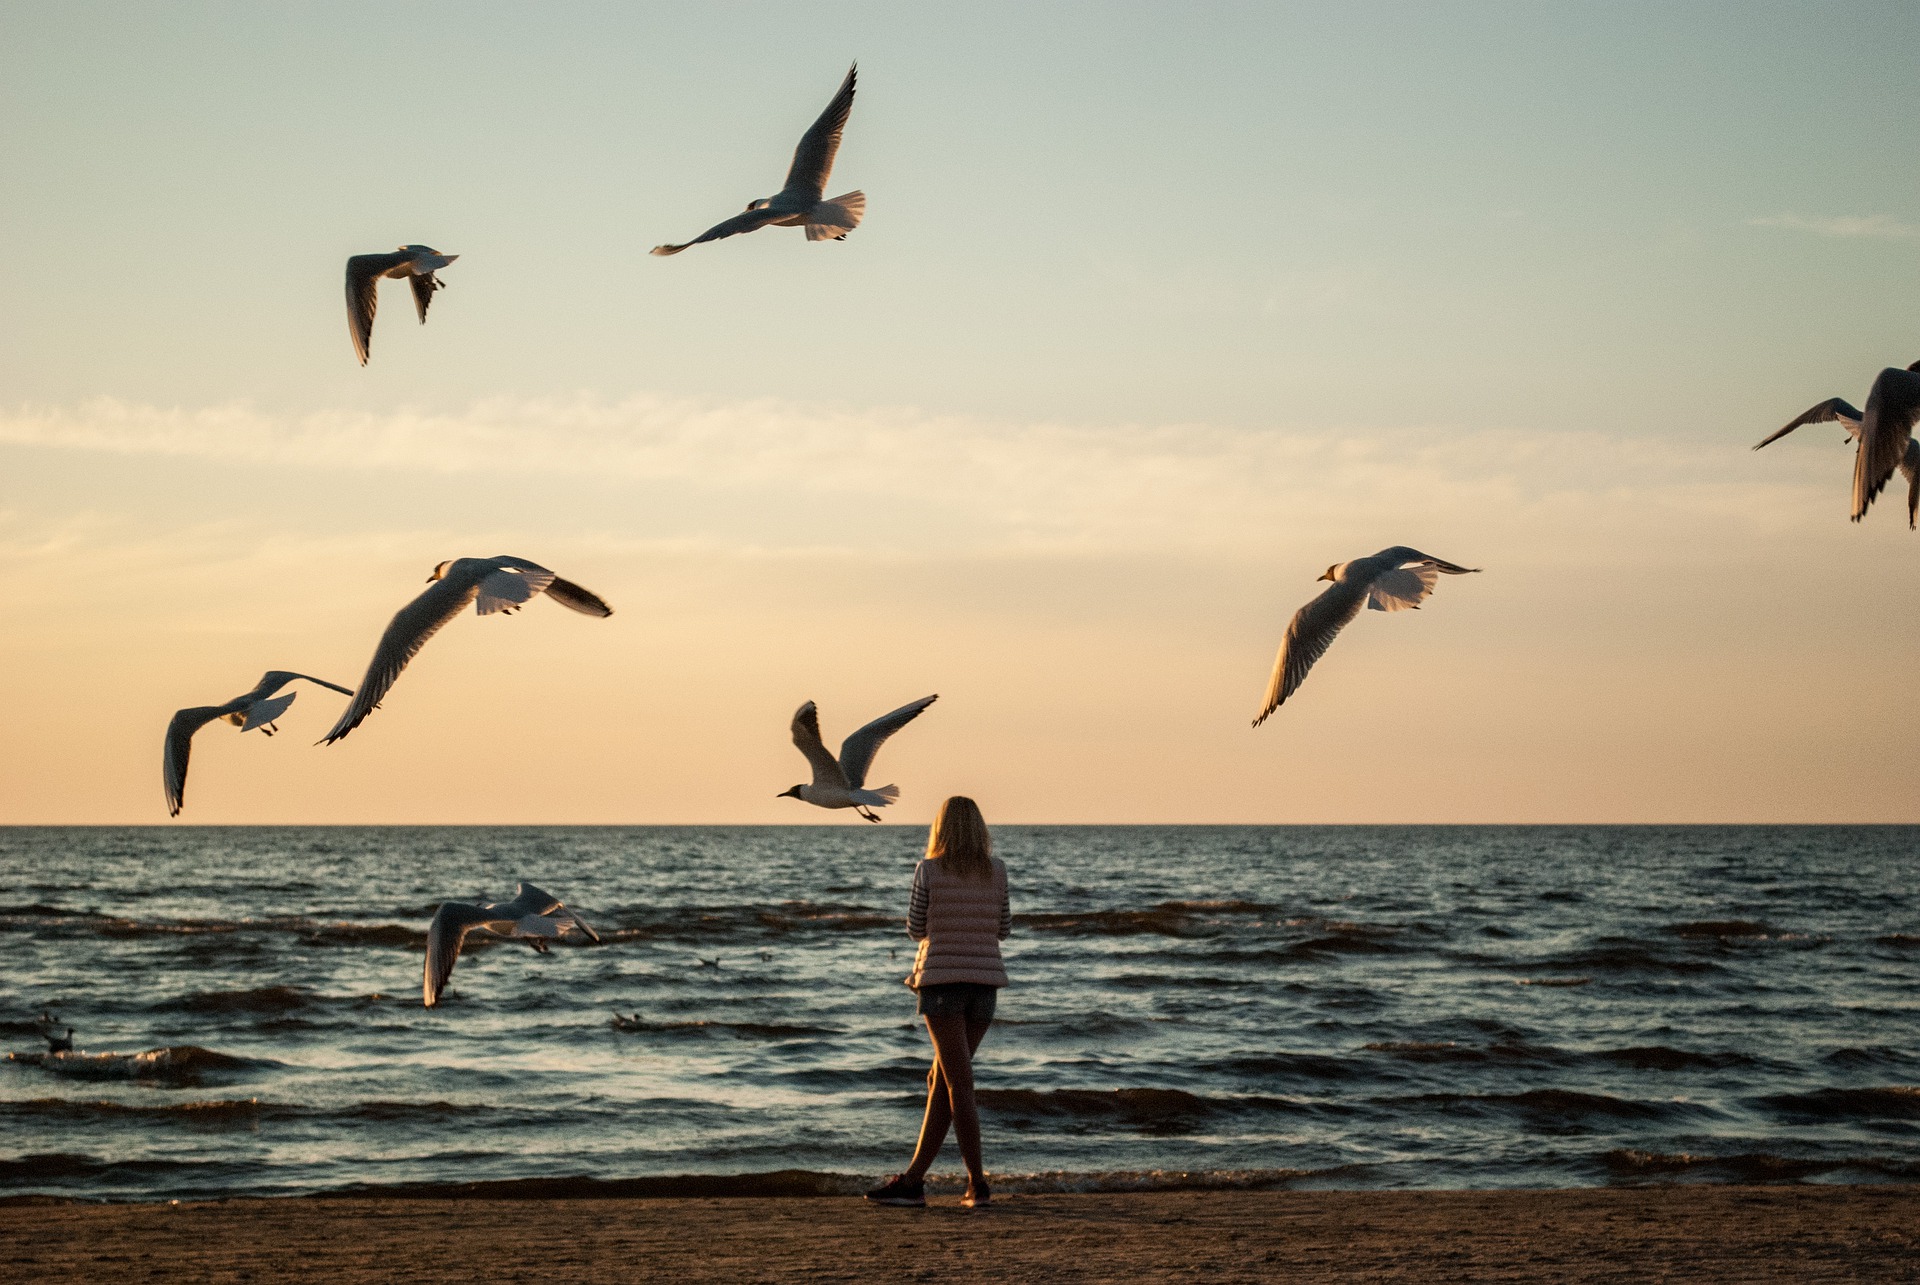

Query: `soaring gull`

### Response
(423, 883, 600, 1008)
(1253, 547, 1480, 726)
(1754, 363, 1920, 528)
(778, 694, 937, 821)
(652, 64, 865, 256)
(164, 671, 355, 816)
(344, 245, 458, 365)
(320, 556, 613, 745)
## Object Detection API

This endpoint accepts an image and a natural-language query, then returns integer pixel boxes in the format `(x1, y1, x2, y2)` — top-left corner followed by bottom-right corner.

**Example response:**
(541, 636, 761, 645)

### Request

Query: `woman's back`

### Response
(907, 856, 1009, 989)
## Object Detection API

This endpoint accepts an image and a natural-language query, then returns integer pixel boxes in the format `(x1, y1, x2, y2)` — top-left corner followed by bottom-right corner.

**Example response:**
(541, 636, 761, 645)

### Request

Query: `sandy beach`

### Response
(5, 1184, 1915, 1283)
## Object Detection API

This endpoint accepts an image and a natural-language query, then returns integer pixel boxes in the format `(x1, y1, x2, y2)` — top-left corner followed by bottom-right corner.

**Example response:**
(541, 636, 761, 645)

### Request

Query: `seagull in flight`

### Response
(344, 245, 458, 365)
(164, 671, 356, 815)
(320, 556, 613, 745)
(423, 882, 600, 1008)
(1754, 363, 1920, 528)
(1253, 548, 1480, 726)
(652, 64, 865, 256)
(779, 694, 937, 821)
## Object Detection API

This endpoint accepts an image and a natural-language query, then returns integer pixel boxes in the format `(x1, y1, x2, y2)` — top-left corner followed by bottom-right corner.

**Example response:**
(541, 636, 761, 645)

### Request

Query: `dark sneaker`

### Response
(961, 1181, 991, 1209)
(864, 1174, 926, 1207)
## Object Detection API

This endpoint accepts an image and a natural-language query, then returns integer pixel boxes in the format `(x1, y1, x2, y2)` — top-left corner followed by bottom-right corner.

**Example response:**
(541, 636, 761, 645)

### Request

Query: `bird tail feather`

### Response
(853, 784, 899, 806)
(807, 191, 865, 240)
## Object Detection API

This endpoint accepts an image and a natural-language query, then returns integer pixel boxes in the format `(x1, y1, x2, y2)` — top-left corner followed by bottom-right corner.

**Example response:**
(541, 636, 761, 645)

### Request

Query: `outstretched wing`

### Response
(237, 690, 297, 732)
(344, 252, 408, 365)
(1753, 397, 1864, 451)
(1253, 579, 1368, 727)
(474, 567, 554, 616)
(162, 707, 225, 817)
(321, 577, 478, 744)
(1852, 367, 1920, 522)
(256, 671, 356, 699)
(650, 206, 788, 256)
(838, 694, 937, 790)
(542, 577, 615, 617)
(1367, 564, 1439, 612)
(782, 63, 856, 201)
(790, 701, 850, 790)
(424, 902, 497, 1008)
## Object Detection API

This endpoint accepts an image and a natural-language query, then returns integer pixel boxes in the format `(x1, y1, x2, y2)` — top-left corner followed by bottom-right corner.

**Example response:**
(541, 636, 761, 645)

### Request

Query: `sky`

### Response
(1, 1, 1917, 824)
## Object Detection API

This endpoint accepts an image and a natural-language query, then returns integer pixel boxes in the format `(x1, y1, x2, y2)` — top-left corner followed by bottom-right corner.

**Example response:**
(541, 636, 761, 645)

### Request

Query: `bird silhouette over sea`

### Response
(1755, 363, 1920, 528)
(779, 694, 937, 821)
(344, 245, 458, 365)
(164, 671, 355, 815)
(652, 64, 864, 256)
(320, 557, 612, 745)
(1254, 548, 1480, 726)
(423, 883, 599, 1008)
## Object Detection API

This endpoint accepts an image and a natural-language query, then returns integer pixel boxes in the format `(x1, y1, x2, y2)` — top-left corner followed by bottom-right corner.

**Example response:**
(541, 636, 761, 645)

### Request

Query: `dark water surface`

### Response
(4, 826, 1917, 1200)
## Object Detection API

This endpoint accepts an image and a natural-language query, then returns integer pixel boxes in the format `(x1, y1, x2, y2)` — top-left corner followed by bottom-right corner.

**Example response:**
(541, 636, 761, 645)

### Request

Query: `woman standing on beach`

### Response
(866, 796, 1011, 1210)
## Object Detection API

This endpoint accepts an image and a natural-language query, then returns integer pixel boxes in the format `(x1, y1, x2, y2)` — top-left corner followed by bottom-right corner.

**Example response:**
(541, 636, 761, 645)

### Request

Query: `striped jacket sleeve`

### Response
(906, 861, 929, 941)
(998, 875, 1011, 940)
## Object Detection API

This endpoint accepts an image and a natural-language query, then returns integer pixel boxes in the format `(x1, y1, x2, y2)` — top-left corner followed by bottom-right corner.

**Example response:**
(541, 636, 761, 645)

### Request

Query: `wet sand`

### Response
(4, 1184, 1915, 1282)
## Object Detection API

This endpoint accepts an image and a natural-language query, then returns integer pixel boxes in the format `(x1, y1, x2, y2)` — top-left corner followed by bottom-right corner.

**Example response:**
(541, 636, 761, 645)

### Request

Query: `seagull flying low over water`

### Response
(1253, 548, 1480, 727)
(1754, 363, 1920, 528)
(344, 245, 458, 365)
(652, 64, 865, 256)
(779, 694, 937, 822)
(424, 883, 599, 1008)
(319, 556, 612, 745)
(164, 671, 356, 815)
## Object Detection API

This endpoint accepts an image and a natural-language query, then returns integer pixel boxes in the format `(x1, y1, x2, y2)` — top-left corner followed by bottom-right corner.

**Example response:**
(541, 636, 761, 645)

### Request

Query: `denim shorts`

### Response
(915, 982, 999, 1022)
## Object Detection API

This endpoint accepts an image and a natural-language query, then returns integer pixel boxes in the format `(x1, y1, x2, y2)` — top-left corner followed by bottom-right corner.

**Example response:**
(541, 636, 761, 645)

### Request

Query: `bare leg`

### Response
(902, 1014, 991, 1187)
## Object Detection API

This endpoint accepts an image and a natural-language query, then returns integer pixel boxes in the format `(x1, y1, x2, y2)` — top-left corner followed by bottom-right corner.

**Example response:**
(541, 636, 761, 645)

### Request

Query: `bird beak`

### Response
(1317, 572, 1333, 582)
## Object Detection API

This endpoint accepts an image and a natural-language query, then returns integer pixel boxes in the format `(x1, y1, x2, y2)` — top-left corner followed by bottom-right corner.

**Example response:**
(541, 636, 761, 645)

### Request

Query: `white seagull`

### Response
(778, 694, 937, 821)
(164, 671, 356, 816)
(423, 882, 600, 1008)
(1253, 548, 1480, 726)
(320, 556, 613, 745)
(1754, 363, 1920, 528)
(344, 245, 459, 365)
(652, 64, 865, 256)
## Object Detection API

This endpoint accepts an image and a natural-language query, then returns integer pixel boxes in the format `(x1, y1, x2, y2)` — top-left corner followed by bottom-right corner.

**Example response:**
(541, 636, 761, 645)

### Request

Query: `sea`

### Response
(4, 825, 1917, 1201)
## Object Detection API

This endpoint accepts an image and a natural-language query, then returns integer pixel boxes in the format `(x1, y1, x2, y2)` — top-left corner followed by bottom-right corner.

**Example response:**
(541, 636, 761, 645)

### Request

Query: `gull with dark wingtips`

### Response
(652, 64, 865, 256)
(1253, 548, 1481, 726)
(1754, 363, 1920, 528)
(319, 556, 613, 746)
(778, 694, 937, 822)
(344, 245, 458, 365)
(164, 671, 355, 816)
(423, 883, 600, 1008)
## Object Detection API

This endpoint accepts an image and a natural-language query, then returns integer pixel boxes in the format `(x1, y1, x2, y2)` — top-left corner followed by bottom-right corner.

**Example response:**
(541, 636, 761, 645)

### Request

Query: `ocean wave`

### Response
(1602, 1148, 1920, 1182)
(1664, 920, 1772, 939)
(1391, 1089, 1710, 1121)
(1531, 945, 1721, 975)
(5, 1045, 275, 1086)
(2, 1097, 264, 1121)
(608, 1015, 838, 1038)
(1758, 1086, 1920, 1121)
(176, 985, 316, 1015)
(977, 1087, 1319, 1125)
(1589, 1046, 1753, 1072)
(1016, 909, 1219, 938)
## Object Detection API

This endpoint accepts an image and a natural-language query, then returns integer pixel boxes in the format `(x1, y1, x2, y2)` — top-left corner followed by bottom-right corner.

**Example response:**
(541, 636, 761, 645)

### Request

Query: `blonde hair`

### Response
(926, 796, 994, 882)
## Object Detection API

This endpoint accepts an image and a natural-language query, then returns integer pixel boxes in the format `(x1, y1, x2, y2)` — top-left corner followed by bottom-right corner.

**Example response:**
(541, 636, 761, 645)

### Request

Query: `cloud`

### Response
(1746, 212, 1920, 240)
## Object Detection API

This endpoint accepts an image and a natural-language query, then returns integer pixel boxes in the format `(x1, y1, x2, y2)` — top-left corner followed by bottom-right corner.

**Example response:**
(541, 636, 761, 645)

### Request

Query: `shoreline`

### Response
(7, 1185, 1915, 1282)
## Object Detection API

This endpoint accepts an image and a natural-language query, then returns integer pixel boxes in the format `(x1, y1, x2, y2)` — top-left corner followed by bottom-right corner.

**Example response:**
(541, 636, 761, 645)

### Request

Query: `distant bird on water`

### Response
(652, 64, 865, 256)
(423, 883, 599, 1008)
(344, 245, 458, 365)
(1253, 548, 1480, 726)
(39, 1011, 73, 1053)
(164, 671, 356, 815)
(319, 556, 612, 745)
(1754, 363, 1920, 528)
(779, 694, 937, 822)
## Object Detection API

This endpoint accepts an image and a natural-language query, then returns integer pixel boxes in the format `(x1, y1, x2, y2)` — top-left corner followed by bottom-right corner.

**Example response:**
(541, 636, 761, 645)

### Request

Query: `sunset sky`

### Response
(2, 1, 1917, 823)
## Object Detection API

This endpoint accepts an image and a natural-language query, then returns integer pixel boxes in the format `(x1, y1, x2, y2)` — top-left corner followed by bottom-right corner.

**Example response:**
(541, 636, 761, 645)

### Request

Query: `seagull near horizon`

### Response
(779, 694, 937, 821)
(1754, 363, 1920, 528)
(652, 64, 865, 256)
(344, 245, 458, 365)
(423, 883, 600, 1008)
(164, 671, 355, 815)
(1253, 548, 1480, 727)
(319, 556, 612, 745)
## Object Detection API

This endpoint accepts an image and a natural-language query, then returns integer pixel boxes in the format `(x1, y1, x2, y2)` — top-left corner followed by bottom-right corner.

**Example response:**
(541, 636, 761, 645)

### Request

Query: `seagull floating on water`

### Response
(1755, 363, 1920, 528)
(320, 556, 612, 745)
(1253, 548, 1480, 726)
(779, 694, 937, 822)
(423, 883, 599, 1008)
(652, 64, 864, 256)
(345, 245, 458, 365)
(39, 1011, 73, 1053)
(164, 671, 355, 815)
